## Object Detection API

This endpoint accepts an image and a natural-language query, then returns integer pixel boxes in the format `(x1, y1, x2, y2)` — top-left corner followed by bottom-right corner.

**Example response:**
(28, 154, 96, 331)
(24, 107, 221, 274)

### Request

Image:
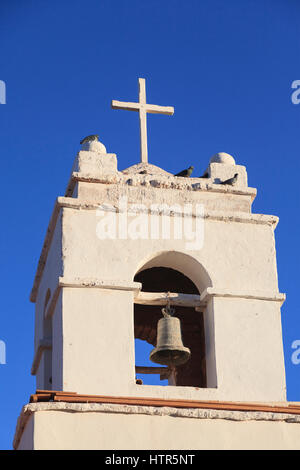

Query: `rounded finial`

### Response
(210, 152, 236, 165)
(87, 140, 107, 153)
(80, 134, 107, 153)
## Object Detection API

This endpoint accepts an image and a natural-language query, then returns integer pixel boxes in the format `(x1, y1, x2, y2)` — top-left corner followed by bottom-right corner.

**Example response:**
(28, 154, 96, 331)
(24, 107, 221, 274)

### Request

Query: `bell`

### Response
(150, 306, 191, 367)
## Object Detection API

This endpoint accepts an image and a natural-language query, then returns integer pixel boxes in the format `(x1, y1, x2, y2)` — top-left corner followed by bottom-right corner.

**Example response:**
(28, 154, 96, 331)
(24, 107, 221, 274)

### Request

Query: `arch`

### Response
(133, 251, 211, 388)
(134, 250, 212, 294)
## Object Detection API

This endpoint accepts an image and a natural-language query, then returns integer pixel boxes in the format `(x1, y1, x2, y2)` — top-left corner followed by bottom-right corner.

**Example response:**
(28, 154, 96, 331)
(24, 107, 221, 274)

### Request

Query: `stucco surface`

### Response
(22, 148, 289, 450)
(29, 151, 286, 401)
(15, 403, 300, 450)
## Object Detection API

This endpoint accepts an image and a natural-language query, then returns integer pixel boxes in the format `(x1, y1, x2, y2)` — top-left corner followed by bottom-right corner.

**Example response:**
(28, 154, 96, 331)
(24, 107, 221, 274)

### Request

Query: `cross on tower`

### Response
(111, 78, 174, 164)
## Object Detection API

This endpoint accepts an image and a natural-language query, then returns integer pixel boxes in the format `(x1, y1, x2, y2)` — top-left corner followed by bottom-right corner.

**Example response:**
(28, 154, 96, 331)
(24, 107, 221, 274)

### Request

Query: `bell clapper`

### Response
(168, 365, 178, 386)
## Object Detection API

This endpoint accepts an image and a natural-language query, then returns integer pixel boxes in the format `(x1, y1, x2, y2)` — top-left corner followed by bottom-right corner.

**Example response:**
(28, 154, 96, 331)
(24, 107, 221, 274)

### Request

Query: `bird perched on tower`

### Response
(175, 166, 194, 177)
(80, 134, 99, 145)
(219, 173, 238, 186)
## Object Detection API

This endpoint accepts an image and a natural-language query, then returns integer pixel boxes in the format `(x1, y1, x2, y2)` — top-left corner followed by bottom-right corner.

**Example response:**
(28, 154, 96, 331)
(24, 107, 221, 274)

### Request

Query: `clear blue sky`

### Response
(0, 0, 300, 450)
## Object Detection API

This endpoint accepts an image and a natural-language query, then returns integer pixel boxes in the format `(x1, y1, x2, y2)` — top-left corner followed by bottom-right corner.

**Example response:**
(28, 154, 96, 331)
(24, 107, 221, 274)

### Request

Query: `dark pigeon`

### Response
(220, 173, 238, 186)
(175, 166, 194, 177)
(80, 134, 99, 145)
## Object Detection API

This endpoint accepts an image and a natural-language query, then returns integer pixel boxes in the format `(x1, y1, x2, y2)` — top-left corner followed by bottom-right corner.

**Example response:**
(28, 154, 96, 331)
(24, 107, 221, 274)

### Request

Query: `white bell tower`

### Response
(14, 80, 300, 451)
(28, 142, 286, 400)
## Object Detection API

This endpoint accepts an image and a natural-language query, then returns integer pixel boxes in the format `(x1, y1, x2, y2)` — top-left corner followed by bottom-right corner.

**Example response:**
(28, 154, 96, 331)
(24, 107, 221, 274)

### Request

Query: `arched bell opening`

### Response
(134, 266, 207, 387)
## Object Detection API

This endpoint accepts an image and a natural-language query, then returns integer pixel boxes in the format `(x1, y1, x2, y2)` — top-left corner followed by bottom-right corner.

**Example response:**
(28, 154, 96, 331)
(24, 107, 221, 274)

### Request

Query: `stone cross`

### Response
(111, 78, 174, 164)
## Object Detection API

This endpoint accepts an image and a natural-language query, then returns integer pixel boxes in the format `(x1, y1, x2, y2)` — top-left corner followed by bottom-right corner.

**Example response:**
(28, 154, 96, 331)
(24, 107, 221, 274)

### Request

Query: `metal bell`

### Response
(150, 305, 191, 367)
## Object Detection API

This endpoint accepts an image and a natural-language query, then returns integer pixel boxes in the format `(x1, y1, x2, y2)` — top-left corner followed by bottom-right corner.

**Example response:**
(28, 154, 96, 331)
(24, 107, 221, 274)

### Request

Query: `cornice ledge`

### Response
(204, 211, 279, 227)
(200, 287, 286, 305)
(57, 197, 278, 226)
(58, 277, 142, 292)
(68, 171, 257, 198)
(43, 278, 141, 320)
